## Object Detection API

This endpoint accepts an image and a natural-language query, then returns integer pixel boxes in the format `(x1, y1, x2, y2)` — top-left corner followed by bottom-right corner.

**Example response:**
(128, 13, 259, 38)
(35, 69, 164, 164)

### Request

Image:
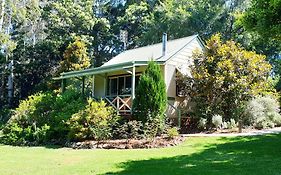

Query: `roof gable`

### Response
(102, 35, 201, 67)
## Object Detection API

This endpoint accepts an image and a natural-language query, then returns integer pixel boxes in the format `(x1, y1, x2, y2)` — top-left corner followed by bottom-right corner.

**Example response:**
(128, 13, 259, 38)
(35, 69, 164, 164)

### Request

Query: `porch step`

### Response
(119, 113, 133, 120)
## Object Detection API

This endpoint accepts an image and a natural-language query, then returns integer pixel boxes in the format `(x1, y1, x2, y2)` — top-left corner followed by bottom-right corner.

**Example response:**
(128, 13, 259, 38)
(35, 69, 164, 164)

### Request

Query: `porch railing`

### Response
(102, 95, 132, 114)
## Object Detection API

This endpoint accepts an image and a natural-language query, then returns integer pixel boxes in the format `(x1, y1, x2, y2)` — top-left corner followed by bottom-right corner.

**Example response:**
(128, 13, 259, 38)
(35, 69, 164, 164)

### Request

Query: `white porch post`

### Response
(104, 73, 107, 96)
(131, 64, 136, 99)
(91, 75, 95, 97)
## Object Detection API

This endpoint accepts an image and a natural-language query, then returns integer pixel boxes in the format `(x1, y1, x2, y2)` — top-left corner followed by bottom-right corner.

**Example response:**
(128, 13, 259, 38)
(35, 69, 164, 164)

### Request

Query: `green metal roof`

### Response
(53, 60, 165, 80)
(102, 35, 198, 67)
(53, 35, 204, 80)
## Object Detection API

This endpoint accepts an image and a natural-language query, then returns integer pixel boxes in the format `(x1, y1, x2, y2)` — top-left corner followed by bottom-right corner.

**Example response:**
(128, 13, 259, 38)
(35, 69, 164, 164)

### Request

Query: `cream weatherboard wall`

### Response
(94, 75, 106, 97)
(164, 37, 203, 119)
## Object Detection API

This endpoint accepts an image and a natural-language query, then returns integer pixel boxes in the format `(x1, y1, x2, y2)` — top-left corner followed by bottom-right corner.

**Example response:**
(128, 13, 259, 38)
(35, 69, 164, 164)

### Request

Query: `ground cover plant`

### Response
(0, 134, 280, 175)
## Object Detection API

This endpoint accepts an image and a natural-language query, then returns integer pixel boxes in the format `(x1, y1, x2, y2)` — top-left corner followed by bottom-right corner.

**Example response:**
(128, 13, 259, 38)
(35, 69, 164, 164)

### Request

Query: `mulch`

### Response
(67, 136, 185, 149)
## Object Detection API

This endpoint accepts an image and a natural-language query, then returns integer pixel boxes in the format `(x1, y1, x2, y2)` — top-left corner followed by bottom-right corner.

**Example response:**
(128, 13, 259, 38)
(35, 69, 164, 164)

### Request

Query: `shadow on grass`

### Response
(102, 134, 281, 175)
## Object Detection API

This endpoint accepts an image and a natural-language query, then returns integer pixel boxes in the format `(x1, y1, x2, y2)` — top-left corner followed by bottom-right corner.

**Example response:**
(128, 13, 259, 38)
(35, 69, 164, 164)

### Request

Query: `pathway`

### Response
(182, 127, 281, 137)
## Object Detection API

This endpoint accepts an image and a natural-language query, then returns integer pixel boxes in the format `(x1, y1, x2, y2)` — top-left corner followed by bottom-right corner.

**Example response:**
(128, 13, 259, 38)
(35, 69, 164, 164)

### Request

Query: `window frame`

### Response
(107, 73, 141, 96)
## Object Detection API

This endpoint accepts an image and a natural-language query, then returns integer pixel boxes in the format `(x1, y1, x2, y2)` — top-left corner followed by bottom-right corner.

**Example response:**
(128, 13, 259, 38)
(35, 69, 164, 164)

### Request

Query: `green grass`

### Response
(1, 134, 281, 175)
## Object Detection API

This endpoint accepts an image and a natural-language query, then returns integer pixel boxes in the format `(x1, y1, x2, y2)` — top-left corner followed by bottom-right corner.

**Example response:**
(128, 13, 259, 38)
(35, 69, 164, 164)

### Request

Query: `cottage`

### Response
(54, 34, 204, 123)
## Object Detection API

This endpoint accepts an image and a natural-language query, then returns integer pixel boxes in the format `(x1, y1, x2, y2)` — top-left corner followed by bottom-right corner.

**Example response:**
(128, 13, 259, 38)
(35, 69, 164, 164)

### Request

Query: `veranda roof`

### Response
(53, 60, 164, 80)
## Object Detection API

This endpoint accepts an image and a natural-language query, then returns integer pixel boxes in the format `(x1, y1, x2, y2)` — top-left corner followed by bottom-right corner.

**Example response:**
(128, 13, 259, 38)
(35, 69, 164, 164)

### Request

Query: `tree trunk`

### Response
(0, 0, 5, 31)
(7, 60, 13, 107)
(238, 119, 242, 133)
(0, 69, 6, 104)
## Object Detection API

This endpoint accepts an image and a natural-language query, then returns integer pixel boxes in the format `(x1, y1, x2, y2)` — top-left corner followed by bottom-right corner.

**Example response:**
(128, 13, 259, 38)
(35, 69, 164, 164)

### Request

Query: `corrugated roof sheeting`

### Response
(53, 35, 202, 80)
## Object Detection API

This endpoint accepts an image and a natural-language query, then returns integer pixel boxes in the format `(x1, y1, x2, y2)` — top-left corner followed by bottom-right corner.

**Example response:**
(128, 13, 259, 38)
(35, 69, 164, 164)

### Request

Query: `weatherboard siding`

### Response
(166, 38, 202, 67)
(164, 38, 203, 119)
(94, 75, 106, 98)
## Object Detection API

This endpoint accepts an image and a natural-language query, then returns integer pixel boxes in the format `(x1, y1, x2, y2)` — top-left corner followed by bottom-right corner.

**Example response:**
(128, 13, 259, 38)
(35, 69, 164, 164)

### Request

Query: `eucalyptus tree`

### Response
(0, 0, 46, 107)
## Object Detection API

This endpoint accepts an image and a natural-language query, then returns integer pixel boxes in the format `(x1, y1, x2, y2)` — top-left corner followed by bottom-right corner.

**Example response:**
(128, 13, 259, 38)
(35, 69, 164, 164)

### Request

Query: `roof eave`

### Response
(53, 60, 165, 80)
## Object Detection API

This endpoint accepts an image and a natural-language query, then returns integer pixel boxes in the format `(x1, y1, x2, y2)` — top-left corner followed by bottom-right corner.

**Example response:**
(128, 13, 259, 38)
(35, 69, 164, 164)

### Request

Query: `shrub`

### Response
(49, 89, 86, 140)
(114, 120, 143, 139)
(143, 117, 163, 139)
(2, 92, 54, 145)
(226, 119, 237, 129)
(198, 118, 207, 130)
(1, 123, 25, 145)
(222, 121, 228, 129)
(1, 89, 86, 145)
(273, 113, 281, 126)
(68, 99, 119, 141)
(212, 114, 222, 130)
(245, 96, 281, 129)
(167, 127, 179, 139)
(2, 122, 50, 145)
(133, 61, 167, 127)
(8, 92, 54, 126)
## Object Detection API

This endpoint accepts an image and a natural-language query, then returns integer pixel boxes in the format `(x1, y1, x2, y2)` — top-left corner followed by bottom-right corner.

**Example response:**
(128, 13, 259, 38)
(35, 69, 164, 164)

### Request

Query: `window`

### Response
(107, 74, 141, 96)
(124, 76, 132, 95)
(110, 78, 118, 95)
(136, 75, 140, 86)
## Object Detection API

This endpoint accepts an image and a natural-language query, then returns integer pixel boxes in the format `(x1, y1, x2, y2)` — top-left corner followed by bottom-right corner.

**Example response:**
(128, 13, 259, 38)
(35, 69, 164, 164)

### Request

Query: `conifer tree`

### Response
(60, 37, 91, 72)
(133, 61, 167, 124)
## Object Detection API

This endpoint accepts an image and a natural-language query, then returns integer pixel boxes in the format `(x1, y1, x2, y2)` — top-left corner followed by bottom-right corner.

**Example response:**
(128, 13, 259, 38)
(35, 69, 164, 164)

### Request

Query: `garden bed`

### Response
(67, 136, 185, 149)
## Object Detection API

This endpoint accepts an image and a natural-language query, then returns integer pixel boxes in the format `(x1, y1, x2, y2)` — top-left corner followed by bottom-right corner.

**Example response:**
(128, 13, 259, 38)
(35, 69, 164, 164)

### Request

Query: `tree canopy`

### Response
(242, 0, 281, 40)
(177, 34, 273, 122)
(0, 0, 279, 108)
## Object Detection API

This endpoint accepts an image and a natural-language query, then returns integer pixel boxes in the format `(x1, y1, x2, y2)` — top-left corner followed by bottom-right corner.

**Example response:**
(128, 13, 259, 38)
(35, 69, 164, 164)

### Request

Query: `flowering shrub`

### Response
(212, 114, 223, 129)
(245, 96, 281, 129)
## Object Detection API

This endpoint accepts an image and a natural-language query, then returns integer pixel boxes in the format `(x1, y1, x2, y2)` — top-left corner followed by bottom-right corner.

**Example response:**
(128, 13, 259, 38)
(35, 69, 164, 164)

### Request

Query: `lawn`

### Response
(1, 134, 281, 175)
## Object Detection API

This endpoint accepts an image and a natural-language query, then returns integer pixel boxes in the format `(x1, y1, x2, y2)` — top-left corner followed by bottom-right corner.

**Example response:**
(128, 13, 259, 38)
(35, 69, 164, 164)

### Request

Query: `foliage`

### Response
(48, 89, 86, 140)
(43, 0, 111, 66)
(121, 0, 250, 47)
(0, 107, 12, 128)
(1, 122, 50, 145)
(198, 118, 207, 130)
(245, 96, 281, 129)
(2, 0, 279, 109)
(7, 92, 54, 127)
(2, 92, 51, 145)
(133, 61, 167, 126)
(68, 99, 119, 141)
(177, 34, 273, 123)
(60, 37, 91, 72)
(117, 1, 151, 48)
(113, 120, 144, 139)
(212, 114, 223, 130)
(1, 89, 86, 145)
(142, 117, 163, 139)
(241, 0, 281, 40)
(167, 127, 179, 139)
(226, 119, 237, 129)
(239, 0, 281, 87)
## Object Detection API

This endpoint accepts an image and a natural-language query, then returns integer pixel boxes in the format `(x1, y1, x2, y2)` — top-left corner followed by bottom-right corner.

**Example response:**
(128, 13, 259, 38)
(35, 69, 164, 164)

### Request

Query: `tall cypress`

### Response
(132, 61, 167, 124)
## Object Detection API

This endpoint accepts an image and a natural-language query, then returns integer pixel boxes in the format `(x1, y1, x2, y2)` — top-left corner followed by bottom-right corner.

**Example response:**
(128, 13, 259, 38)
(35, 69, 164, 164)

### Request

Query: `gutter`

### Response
(53, 60, 165, 80)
